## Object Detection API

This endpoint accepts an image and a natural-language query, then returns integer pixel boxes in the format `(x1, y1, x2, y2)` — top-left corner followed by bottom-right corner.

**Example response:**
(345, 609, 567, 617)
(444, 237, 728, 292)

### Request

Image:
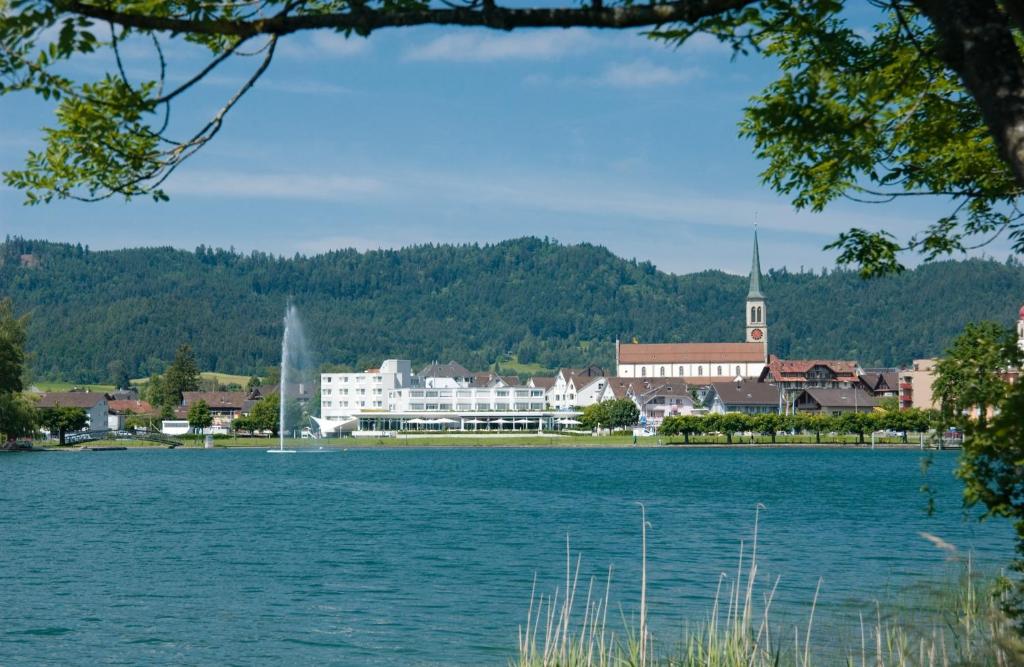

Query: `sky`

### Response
(0, 10, 1010, 275)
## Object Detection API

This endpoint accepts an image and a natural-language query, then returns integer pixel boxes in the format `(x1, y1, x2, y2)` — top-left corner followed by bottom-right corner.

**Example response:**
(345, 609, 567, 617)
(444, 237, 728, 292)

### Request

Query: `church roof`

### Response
(618, 342, 766, 364)
(748, 228, 765, 299)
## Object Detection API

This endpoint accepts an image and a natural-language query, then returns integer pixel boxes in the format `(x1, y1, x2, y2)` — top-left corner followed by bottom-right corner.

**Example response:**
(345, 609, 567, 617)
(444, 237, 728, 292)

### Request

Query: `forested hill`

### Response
(2, 237, 1022, 382)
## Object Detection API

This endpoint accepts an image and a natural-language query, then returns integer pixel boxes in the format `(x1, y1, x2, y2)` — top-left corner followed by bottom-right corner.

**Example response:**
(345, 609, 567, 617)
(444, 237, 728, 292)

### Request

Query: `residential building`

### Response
(181, 391, 250, 428)
(107, 399, 156, 430)
(631, 381, 695, 425)
(758, 356, 862, 413)
(794, 388, 880, 415)
(615, 231, 769, 383)
(703, 381, 781, 414)
(899, 359, 938, 410)
(35, 392, 108, 431)
(859, 370, 900, 398)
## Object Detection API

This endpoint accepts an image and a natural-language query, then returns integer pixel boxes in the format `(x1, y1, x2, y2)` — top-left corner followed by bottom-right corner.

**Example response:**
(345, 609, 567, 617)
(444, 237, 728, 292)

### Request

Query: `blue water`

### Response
(0, 447, 1013, 665)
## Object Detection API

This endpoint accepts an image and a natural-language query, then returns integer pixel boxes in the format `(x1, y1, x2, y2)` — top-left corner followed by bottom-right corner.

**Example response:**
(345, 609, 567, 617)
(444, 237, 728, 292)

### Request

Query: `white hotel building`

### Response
(319, 359, 565, 434)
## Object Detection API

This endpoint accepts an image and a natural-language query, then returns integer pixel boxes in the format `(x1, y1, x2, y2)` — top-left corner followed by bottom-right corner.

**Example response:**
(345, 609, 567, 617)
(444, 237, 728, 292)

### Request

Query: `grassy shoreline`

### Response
(42, 435, 938, 450)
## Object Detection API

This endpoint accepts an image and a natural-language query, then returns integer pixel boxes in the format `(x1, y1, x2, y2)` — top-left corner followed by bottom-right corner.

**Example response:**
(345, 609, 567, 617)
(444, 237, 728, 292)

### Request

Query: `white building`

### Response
(320, 359, 569, 434)
(615, 230, 769, 383)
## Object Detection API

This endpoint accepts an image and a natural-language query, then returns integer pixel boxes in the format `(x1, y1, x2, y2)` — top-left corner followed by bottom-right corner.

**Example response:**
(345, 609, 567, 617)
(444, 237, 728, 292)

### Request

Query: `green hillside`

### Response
(2, 236, 1021, 382)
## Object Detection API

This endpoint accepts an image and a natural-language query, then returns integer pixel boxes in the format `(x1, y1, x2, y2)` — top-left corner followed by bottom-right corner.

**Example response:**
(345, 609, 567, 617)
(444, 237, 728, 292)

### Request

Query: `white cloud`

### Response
(525, 60, 704, 88)
(278, 31, 370, 59)
(599, 60, 704, 87)
(166, 171, 384, 201)
(404, 29, 595, 62)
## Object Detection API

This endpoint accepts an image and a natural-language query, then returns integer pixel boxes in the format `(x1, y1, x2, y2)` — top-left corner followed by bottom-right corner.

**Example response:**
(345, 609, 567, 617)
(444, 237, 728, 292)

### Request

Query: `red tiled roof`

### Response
(760, 355, 860, 383)
(618, 343, 765, 364)
(108, 399, 156, 415)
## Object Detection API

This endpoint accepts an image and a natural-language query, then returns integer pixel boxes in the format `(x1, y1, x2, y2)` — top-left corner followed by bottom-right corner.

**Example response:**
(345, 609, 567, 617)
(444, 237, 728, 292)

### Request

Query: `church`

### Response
(615, 231, 769, 384)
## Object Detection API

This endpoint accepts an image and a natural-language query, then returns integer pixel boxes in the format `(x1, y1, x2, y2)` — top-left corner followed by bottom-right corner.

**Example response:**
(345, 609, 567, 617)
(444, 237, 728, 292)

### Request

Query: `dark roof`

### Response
(529, 377, 555, 389)
(860, 371, 899, 393)
(418, 361, 472, 379)
(707, 381, 780, 407)
(35, 392, 107, 409)
(182, 391, 248, 410)
(800, 388, 880, 409)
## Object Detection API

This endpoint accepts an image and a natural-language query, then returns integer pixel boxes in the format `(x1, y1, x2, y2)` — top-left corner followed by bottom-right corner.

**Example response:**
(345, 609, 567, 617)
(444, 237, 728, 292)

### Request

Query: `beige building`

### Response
(899, 359, 938, 410)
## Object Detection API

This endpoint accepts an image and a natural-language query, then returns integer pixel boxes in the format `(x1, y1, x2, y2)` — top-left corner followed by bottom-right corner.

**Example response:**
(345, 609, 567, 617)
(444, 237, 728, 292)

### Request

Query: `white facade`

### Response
(320, 359, 412, 419)
(320, 360, 563, 432)
(389, 386, 546, 413)
(616, 361, 766, 381)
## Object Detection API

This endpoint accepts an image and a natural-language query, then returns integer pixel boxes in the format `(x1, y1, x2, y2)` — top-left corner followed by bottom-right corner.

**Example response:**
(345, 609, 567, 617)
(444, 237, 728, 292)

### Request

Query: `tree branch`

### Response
(53, 0, 758, 37)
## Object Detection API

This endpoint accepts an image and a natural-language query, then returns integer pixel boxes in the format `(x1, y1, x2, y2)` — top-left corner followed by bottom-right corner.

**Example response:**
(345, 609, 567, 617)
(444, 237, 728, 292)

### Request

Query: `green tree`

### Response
(794, 412, 833, 444)
(0, 393, 37, 443)
(602, 398, 640, 430)
(0, 299, 31, 444)
(246, 375, 262, 392)
(250, 394, 280, 436)
(187, 399, 213, 435)
(39, 405, 88, 446)
(935, 322, 1021, 430)
(717, 412, 750, 445)
(0, 298, 27, 395)
(753, 413, 784, 444)
(836, 412, 879, 444)
(578, 402, 608, 431)
(107, 359, 131, 390)
(659, 414, 703, 444)
(163, 344, 201, 404)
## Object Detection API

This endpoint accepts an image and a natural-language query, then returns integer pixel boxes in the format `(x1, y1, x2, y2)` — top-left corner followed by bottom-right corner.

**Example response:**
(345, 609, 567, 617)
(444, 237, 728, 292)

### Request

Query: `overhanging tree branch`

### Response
(52, 0, 758, 37)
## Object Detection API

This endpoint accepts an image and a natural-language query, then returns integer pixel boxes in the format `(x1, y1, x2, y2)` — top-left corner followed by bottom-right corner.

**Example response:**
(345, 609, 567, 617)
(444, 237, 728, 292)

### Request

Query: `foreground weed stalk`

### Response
(514, 509, 1023, 667)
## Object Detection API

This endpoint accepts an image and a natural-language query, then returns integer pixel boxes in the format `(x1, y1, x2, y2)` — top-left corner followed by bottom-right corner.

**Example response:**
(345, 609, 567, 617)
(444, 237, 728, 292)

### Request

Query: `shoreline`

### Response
(31, 439, 946, 452)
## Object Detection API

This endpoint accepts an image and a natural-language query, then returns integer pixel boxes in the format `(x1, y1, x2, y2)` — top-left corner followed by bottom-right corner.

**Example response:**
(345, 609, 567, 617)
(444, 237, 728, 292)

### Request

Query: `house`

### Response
(181, 391, 249, 428)
(107, 399, 156, 430)
(758, 356, 862, 390)
(631, 381, 695, 425)
(859, 370, 900, 398)
(794, 388, 880, 415)
(35, 392, 109, 431)
(527, 376, 555, 406)
(549, 366, 607, 410)
(703, 381, 781, 414)
(758, 356, 863, 413)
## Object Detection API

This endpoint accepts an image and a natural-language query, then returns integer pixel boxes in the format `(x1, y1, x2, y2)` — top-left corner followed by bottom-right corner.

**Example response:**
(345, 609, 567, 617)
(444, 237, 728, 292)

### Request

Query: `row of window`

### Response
(639, 365, 745, 377)
(323, 375, 383, 383)
(323, 388, 382, 396)
(323, 400, 385, 408)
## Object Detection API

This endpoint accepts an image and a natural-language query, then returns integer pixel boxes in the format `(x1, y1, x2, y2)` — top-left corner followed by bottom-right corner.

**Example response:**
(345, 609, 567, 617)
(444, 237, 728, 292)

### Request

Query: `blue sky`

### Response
(0, 16, 1005, 275)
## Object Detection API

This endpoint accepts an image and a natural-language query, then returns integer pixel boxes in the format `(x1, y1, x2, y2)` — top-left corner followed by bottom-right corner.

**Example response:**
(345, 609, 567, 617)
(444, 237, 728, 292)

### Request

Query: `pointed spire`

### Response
(748, 227, 765, 299)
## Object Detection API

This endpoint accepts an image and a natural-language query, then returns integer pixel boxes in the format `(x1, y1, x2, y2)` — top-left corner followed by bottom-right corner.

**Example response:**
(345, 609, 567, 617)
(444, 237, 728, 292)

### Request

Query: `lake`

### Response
(0, 447, 1012, 665)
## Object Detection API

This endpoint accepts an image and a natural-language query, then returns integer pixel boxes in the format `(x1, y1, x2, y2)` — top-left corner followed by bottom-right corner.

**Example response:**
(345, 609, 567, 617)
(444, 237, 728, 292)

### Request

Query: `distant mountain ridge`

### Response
(2, 236, 1022, 383)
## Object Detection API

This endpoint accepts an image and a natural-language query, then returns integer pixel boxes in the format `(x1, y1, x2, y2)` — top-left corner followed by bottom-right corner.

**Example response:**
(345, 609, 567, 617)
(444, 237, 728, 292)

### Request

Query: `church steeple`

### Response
(745, 228, 767, 355)
(748, 227, 765, 299)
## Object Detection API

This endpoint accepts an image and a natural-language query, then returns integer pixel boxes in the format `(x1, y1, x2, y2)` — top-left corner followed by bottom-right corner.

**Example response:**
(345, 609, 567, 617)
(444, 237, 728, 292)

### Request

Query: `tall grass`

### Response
(514, 508, 1023, 667)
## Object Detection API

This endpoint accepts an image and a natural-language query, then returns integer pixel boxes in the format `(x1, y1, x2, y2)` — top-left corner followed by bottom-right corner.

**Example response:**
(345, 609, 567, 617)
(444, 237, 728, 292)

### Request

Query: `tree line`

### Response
(659, 408, 937, 445)
(3, 237, 1023, 384)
